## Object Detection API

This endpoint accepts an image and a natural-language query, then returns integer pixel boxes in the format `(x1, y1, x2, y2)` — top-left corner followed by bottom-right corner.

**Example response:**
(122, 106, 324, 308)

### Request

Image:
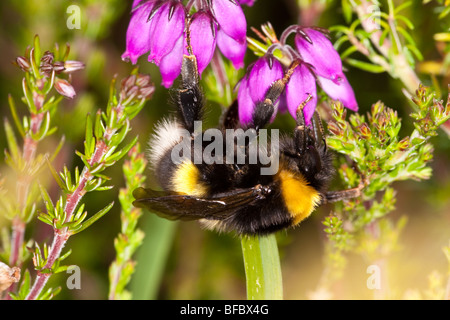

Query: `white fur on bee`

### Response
(199, 219, 228, 233)
(147, 118, 184, 168)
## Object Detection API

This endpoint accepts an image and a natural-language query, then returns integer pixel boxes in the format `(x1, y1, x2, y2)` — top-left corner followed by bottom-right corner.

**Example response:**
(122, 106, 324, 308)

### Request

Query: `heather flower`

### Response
(294, 28, 343, 83)
(120, 73, 155, 103)
(238, 57, 317, 126)
(147, 1, 185, 65)
(63, 60, 86, 73)
(16, 56, 31, 72)
(211, 0, 247, 44)
(189, 0, 249, 70)
(0, 262, 20, 292)
(38, 50, 83, 76)
(122, 0, 156, 64)
(237, 25, 358, 126)
(122, 0, 185, 86)
(239, 0, 256, 5)
(54, 78, 76, 99)
(18, 48, 85, 100)
(237, 77, 254, 124)
(284, 63, 317, 122)
(187, 10, 217, 75)
(318, 74, 358, 111)
(159, 35, 184, 88)
(122, 0, 250, 88)
(216, 26, 247, 69)
(237, 56, 284, 125)
(247, 57, 284, 104)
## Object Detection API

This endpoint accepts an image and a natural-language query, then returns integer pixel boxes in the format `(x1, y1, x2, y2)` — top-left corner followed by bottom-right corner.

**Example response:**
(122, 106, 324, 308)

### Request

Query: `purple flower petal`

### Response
(239, 0, 256, 6)
(211, 0, 247, 44)
(247, 57, 284, 104)
(216, 28, 246, 69)
(122, 1, 155, 64)
(237, 77, 254, 124)
(148, 2, 185, 65)
(277, 93, 288, 114)
(318, 74, 358, 111)
(285, 64, 317, 125)
(159, 35, 184, 88)
(295, 28, 343, 83)
(132, 0, 143, 8)
(188, 11, 217, 75)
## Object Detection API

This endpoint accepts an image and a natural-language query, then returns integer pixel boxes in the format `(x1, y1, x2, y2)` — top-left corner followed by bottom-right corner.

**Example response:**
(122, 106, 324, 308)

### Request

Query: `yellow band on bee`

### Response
(278, 169, 321, 225)
(171, 161, 208, 197)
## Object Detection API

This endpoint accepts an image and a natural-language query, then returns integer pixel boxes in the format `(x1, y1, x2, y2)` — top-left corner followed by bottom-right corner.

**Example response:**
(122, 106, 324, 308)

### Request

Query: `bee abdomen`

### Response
(200, 190, 293, 236)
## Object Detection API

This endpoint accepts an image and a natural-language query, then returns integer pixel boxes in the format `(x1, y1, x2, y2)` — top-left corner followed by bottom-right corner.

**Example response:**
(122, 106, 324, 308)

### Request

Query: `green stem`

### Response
(241, 234, 283, 300)
(130, 215, 177, 299)
(354, 0, 420, 94)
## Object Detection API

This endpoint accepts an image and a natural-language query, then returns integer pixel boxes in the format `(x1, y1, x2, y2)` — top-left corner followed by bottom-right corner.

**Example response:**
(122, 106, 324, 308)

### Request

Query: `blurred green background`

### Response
(0, 0, 449, 299)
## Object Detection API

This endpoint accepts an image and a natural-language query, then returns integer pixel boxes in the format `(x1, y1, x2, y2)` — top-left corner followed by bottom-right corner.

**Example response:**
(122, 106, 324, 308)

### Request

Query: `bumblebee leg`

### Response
(251, 80, 287, 130)
(252, 100, 275, 131)
(293, 95, 314, 155)
(322, 169, 368, 204)
(177, 16, 204, 134)
(182, 15, 198, 88)
(323, 187, 362, 203)
(251, 60, 302, 130)
(310, 111, 326, 147)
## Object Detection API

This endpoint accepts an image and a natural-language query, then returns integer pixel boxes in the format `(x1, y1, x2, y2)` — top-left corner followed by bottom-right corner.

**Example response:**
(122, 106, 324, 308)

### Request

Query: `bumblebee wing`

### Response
(132, 186, 270, 221)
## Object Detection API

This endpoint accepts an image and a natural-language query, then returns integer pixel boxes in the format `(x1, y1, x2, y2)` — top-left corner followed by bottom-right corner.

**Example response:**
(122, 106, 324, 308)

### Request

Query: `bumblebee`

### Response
(132, 51, 361, 236)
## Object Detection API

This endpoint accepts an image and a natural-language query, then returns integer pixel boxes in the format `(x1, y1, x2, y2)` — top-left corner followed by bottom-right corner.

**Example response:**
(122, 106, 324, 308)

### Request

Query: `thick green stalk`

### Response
(131, 216, 177, 299)
(241, 234, 283, 300)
